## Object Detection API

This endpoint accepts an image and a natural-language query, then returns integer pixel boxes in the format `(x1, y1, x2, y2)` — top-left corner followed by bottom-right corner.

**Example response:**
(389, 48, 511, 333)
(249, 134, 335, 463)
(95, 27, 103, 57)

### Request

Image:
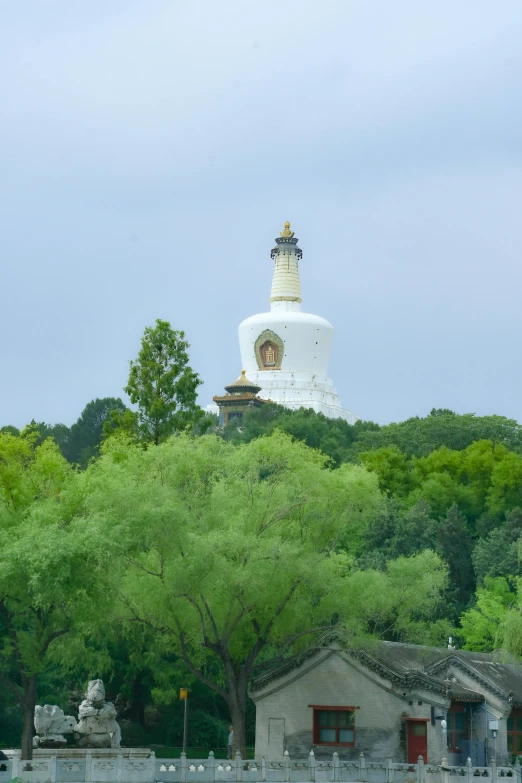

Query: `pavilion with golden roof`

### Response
(213, 370, 267, 427)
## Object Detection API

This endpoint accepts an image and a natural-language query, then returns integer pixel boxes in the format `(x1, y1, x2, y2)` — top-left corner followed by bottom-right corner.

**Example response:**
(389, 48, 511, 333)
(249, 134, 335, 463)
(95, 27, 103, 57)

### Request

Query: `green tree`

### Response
(222, 404, 381, 466)
(407, 472, 474, 521)
(66, 397, 127, 466)
(27, 421, 71, 457)
(344, 550, 451, 645)
(361, 499, 437, 563)
(435, 504, 475, 619)
(359, 446, 412, 497)
(102, 408, 139, 443)
(0, 425, 21, 436)
(486, 452, 522, 519)
(0, 431, 116, 758)
(360, 440, 522, 532)
(460, 577, 516, 651)
(0, 684, 22, 748)
(354, 410, 522, 458)
(472, 508, 522, 585)
(125, 320, 204, 445)
(86, 431, 447, 756)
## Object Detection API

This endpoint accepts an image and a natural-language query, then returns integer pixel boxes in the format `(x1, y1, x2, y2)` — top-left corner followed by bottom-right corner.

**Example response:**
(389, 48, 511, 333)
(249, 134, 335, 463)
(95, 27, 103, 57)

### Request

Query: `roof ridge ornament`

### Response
(280, 221, 295, 238)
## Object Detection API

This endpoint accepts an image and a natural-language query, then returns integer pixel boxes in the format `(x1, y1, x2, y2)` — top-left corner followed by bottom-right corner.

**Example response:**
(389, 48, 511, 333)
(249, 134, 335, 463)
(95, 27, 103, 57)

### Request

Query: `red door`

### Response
(407, 720, 428, 763)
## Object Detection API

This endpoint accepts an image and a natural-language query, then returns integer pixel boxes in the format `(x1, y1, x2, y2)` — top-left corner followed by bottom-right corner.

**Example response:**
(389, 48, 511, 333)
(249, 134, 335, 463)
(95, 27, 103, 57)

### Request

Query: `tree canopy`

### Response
(4, 346, 522, 753)
(81, 431, 449, 755)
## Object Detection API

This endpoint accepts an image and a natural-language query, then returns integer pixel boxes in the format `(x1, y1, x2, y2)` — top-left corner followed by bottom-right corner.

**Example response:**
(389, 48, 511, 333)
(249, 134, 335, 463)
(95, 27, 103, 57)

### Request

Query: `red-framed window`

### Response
(507, 710, 522, 754)
(309, 706, 358, 746)
(447, 702, 469, 752)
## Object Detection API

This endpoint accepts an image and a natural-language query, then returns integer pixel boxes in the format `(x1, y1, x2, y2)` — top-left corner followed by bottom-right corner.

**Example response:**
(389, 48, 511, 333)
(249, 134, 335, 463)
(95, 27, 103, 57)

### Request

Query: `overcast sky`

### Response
(1, 1, 522, 428)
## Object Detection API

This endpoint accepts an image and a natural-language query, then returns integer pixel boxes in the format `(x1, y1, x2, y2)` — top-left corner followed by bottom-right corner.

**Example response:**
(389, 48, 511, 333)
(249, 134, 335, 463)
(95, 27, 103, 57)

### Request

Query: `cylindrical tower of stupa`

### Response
(270, 221, 302, 306)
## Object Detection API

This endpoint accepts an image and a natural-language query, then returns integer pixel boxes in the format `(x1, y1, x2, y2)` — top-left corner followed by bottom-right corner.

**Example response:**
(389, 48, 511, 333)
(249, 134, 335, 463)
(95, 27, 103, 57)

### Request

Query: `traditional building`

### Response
(238, 223, 356, 423)
(213, 370, 267, 426)
(250, 637, 522, 765)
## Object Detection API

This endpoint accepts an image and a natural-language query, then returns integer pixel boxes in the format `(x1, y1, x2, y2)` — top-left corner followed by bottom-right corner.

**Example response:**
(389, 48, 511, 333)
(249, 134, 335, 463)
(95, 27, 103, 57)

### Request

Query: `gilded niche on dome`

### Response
(254, 329, 284, 371)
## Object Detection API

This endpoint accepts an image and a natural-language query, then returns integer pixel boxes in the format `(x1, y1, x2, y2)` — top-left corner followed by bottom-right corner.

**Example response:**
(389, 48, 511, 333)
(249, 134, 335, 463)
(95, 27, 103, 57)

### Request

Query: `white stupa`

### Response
(238, 222, 357, 423)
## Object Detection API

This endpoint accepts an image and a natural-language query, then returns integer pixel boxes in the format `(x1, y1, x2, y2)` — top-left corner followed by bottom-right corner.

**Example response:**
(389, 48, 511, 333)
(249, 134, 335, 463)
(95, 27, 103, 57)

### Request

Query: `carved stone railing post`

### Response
(441, 756, 450, 783)
(116, 749, 124, 783)
(386, 759, 394, 783)
(284, 751, 290, 783)
(49, 755, 57, 783)
(149, 750, 156, 783)
(417, 755, 425, 783)
(235, 750, 242, 783)
(180, 752, 187, 783)
(308, 750, 316, 783)
(207, 751, 216, 783)
(491, 756, 497, 783)
(85, 750, 93, 782)
(466, 756, 473, 783)
(11, 751, 20, 780)
(515, 756, 521, 783)
(359, 752, 367, 783)
(333, 752, 340, 783)
(261, 757, 267, 782)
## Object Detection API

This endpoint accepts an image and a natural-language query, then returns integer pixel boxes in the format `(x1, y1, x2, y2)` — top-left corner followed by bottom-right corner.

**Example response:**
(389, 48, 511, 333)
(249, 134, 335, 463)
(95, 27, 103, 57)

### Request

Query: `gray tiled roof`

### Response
(250, 639, 522, 705)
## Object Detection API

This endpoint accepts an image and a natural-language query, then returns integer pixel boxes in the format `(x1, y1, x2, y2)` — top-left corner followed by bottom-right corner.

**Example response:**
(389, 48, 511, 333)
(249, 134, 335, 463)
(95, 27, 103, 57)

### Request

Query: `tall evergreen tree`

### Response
(435, 504, 475, 618)
(125, 319, 204, 445)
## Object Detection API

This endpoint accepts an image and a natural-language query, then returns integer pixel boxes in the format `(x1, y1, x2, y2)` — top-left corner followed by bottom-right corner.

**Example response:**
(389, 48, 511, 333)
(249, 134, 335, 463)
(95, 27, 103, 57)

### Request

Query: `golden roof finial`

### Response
(280, 221, 295, 238)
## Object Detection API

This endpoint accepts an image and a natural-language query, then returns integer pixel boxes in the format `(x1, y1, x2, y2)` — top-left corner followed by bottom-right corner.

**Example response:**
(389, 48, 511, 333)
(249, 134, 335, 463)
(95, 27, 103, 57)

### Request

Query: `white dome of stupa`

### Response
(238, 222, 356, 423)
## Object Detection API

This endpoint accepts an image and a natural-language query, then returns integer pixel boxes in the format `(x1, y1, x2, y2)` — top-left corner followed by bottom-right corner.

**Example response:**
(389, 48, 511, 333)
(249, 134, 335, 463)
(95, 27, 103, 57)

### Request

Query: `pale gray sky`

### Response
(1, 1, 522, 428)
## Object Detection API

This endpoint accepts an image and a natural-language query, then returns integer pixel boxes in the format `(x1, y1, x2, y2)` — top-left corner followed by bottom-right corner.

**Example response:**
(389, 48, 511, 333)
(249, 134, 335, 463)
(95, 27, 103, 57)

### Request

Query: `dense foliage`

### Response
(221, 405, 522, 622)
(1, 397, 127, 469)
(0, 430, 117, 757)
(86, 431, 451, 754)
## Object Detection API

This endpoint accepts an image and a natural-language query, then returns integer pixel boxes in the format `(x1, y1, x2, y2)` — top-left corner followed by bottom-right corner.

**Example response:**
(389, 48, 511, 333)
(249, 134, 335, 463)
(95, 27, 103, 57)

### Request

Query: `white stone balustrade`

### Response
(0, 750, 520, 783)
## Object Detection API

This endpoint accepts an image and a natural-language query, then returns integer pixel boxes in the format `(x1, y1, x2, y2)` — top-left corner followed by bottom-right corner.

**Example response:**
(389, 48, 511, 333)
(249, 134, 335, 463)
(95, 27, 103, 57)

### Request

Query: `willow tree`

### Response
(0, 431, 116, 758)
(87, 431, 448, 756)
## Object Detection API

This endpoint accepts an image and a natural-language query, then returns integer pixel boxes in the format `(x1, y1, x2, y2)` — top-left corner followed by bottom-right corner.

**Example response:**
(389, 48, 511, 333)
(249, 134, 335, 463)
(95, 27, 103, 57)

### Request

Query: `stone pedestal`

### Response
(77, 734, 112, 749)
(35, 735, 68, 749)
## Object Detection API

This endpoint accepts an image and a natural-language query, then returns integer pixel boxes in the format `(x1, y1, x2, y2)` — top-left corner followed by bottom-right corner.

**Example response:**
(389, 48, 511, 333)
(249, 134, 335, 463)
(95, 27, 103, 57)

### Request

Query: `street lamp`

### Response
(180, 689, 189, 755)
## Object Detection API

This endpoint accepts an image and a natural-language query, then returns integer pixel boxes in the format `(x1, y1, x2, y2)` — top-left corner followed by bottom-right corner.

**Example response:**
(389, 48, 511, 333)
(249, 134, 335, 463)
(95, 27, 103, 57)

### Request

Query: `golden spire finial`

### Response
(280, 221, 295, 238)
